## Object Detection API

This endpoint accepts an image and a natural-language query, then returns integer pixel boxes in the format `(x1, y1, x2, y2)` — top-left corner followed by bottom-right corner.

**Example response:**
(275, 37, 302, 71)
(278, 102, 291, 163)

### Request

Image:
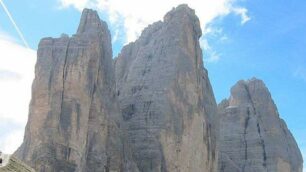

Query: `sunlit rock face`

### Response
(13, 3, 303, 172)
(14, 9, 134, 172)
(217, 78, 303, 172)
(115, 4, 218, 172)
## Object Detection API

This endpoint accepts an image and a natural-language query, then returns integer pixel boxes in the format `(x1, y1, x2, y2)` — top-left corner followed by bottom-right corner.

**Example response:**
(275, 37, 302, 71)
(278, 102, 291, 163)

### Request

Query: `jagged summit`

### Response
(234, 77, 265, 86)
(232, 77, 266, 89)
(164, 4, 198, 22)
(229, 78, 271, 106)
(77, 8, 103, 34)
(164, 4, 202, 37)
(218, 78, 303, 172)
(14, 4, 302, 172)
(136, 4, 202, 46)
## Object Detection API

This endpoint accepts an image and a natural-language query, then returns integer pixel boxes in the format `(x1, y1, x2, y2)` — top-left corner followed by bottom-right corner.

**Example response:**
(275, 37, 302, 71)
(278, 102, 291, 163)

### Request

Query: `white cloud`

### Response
(58, 0, 250, 43)
(58, 0, 91, 11)
(200, 38, 221, 63)
(0, 30, 16, 42)
(0, 34, 36, 154)
(206, 52, 221, 63)
(233, 7, 251, 24)
(0, 127, 24, 154)
(112, 29, 119, 44)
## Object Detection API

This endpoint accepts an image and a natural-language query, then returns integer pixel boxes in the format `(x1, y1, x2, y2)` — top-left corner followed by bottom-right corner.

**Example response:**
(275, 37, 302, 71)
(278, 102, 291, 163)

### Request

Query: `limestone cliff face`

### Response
(115, 4, 218, 172)
(13, 4, 303, 172)
(14, 9, 126, 172)
(217, 78, 303, 172)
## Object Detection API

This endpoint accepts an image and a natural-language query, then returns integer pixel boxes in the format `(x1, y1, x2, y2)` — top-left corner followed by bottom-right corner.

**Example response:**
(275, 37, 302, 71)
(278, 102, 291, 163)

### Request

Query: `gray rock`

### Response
(14, 9, 128, 172)
(115, 4, 218, 172)
(217, 78, 303, 172)
(13, 4, 303, 172)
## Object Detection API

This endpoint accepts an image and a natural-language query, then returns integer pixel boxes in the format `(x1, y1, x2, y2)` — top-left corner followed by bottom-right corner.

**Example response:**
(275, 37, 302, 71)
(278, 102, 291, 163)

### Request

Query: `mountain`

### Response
(217, 78, 303, 172)
(14, 4, 303, 172)
(14, 9, 133, 171)
(115, 4, 217, 172)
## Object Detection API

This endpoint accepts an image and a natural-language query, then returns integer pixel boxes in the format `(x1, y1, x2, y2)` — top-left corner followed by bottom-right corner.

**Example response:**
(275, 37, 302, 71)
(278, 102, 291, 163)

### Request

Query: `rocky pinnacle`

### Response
(115, 4, 217, 172)
(218, 78, 303, 172)
(14, 9, 128, 172)
(13, 4, 303, 172)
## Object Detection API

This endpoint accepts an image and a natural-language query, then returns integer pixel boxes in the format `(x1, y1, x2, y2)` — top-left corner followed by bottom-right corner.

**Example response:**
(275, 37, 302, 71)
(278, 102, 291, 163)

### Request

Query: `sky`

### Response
(0, 0, 305, 170)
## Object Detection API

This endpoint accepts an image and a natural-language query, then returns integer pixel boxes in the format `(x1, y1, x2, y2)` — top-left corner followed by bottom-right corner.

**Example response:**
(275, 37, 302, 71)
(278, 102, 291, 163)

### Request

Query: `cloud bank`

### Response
(0, 34, 36, 154)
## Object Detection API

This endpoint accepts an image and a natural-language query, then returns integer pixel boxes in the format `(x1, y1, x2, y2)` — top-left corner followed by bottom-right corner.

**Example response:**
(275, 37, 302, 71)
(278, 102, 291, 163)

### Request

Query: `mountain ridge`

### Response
(13, 4, 303, 172)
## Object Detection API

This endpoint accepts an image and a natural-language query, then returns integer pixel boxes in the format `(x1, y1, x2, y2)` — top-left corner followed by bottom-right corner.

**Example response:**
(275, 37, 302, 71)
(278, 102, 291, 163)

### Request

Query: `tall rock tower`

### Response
(218, 78, 303, 172)
(115, 4, 218, 172)
(14, 9, 126, 172)
(13, 3, 303, 172)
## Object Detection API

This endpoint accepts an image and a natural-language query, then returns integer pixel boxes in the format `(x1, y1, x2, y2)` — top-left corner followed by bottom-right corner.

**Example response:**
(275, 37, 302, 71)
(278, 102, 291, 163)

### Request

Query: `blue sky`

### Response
(0, 0, 305, 169)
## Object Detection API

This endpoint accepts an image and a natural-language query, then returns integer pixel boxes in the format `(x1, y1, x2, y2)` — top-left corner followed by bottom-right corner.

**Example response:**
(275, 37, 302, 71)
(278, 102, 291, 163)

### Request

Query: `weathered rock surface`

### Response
(14, 9, 128, 172)
(115, 4, 218, 172)
(217, 78, 303, 172)
(13, 3, 303, 172)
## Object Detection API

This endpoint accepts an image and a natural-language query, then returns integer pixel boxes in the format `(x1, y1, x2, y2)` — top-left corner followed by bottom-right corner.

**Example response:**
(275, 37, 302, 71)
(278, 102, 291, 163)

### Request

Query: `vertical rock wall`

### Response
(13, 4, 303, 172)
(15, 9, 125, 172)
(115, 4, 218, 172)
(218, 78, 303, 172)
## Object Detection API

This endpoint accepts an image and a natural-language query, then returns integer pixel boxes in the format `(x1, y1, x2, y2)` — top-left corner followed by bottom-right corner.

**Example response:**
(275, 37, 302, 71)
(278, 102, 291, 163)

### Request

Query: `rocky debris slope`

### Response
(0, 155, 35, 172)
(14, 9, 136, 172)
(217, 78, 303, 172)
(115, 4, 218, 172)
